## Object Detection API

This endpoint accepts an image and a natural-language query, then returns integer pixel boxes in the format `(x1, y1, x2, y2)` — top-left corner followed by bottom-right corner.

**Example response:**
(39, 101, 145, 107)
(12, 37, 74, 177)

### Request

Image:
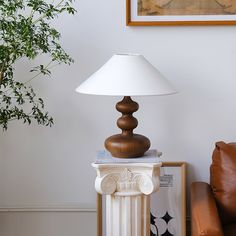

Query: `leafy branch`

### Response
(0, 0, 76, 130)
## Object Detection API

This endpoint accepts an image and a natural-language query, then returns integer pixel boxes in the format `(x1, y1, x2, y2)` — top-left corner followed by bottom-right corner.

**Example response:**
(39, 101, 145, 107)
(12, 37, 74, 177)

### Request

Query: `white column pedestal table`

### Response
(92, 151, 161, 236)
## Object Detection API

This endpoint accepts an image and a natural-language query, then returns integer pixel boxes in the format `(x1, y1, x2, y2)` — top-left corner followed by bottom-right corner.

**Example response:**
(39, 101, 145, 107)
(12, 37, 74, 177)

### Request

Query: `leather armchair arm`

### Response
(191, 182, 224, 236)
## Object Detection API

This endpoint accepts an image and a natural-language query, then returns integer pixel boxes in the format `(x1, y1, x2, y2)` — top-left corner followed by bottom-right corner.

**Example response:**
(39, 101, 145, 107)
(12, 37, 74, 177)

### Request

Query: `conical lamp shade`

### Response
(76, 54, 176, 96)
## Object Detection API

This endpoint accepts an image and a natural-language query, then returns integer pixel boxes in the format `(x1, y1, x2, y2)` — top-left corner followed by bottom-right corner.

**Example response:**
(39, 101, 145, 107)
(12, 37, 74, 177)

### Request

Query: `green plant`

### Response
(0, 0, 76, 130)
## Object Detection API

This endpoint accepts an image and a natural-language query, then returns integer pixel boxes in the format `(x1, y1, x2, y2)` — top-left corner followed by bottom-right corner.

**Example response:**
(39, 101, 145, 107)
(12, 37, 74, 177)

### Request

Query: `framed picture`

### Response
(150, 162, 186, 236)
(126, 0, 236, 26)
(97, 162, 186, 236)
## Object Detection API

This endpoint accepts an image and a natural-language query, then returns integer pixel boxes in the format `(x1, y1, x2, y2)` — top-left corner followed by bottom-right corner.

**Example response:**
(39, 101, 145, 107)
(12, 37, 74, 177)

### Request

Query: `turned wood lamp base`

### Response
(105, 96, 150, 158)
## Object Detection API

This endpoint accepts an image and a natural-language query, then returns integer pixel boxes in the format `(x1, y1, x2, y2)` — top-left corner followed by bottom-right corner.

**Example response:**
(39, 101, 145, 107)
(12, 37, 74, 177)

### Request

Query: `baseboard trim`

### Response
(0, 204, 97, 212)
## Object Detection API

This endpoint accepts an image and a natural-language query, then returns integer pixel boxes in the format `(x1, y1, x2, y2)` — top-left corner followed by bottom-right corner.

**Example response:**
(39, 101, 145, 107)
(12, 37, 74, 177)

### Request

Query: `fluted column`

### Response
(92, 162, 161, 236)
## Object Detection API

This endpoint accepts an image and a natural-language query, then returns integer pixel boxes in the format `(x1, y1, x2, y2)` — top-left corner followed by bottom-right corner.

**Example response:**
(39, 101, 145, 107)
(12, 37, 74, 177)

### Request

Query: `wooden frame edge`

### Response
(126, 0, 236, 26)
(127, 20, 236, 27)
(126, 0, 131, 26)
(97, 194, 103, 236)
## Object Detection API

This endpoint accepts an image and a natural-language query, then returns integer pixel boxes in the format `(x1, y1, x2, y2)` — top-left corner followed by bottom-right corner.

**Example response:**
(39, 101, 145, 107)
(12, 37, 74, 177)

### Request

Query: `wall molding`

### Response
(0, 204, 97, 212)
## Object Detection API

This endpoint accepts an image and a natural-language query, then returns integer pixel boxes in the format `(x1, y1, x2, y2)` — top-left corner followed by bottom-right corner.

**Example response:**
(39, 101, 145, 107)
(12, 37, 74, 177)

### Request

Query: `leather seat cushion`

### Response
(223, 224, 236, 236)
(210, 141, 236, 225)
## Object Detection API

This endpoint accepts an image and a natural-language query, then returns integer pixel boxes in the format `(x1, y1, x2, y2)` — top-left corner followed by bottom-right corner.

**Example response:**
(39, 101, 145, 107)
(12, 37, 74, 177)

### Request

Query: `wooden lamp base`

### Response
(105, 96, 150, 158)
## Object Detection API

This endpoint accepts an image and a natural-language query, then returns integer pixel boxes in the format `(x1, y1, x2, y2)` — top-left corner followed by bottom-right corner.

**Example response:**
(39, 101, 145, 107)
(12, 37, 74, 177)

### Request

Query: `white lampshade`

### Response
(76, 54, 176, 96)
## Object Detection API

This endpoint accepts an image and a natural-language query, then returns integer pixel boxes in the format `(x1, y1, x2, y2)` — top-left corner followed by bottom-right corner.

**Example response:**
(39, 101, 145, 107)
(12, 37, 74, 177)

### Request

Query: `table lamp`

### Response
(76, 54, 176, 158)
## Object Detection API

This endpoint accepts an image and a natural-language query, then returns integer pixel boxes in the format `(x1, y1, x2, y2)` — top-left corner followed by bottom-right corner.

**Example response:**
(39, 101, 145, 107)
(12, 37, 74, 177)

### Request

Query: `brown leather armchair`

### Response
(191, 141, 236, 236)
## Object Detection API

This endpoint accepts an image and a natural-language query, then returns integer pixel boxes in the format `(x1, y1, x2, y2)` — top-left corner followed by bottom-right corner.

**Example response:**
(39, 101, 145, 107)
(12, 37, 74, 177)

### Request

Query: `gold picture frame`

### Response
(97, 162, 187, 236)
(126, 0, 236, 26)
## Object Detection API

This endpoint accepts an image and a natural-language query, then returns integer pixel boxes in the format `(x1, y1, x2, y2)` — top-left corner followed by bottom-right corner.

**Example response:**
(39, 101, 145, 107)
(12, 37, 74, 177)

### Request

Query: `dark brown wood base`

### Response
(105, 96, 150, 158)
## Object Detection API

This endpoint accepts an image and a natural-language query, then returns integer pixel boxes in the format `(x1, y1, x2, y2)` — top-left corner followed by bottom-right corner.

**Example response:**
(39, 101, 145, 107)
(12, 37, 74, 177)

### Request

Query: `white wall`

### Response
(1, 0, 236, 235)
(0, 211, 96, 236)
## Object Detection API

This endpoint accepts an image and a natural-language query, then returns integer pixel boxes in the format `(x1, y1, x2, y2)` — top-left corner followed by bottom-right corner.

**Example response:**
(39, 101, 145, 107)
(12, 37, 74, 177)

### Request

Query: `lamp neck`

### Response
(116, 96, 139, 136)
